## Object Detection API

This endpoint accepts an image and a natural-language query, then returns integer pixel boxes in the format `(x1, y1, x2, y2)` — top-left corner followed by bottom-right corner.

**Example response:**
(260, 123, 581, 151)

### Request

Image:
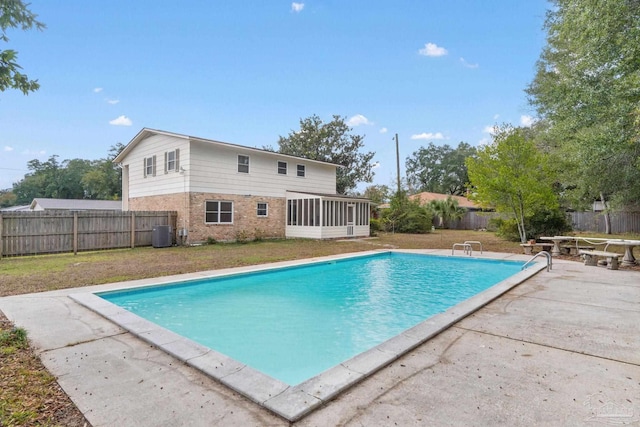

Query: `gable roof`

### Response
(113, 128, 342, 168)
(30, 198, 122, 211)
(409, 192, 480, 210)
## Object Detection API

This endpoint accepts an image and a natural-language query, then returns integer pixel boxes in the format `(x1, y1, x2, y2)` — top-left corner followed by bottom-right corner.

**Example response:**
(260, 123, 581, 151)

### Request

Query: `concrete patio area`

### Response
(0, 250, 638, 426)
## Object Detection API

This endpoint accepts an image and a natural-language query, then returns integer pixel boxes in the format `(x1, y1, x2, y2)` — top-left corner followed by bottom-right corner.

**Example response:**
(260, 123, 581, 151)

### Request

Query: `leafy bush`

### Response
(369, 218, 381, 236)
(527, 208, 572, 239)
(382, 191, 432, 234)
(490, 209, 572, 241)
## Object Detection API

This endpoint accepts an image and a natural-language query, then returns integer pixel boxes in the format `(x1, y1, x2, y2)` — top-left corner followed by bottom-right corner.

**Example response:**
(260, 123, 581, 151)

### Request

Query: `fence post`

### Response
(73, 212, 78, 255)
(0, 213, 3, 260)
(130, 211, 135, 249)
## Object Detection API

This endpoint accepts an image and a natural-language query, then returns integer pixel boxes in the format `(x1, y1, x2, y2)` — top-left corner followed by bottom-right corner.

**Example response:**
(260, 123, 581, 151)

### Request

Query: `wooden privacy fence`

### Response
(0, 210, 177, 258)
(568, 211, 640, 234)
(447, 211, 640, 234)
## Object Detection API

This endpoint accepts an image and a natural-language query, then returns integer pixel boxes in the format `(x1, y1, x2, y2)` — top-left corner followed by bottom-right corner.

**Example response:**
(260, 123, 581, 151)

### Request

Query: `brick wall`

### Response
(129, 192, 285, 244)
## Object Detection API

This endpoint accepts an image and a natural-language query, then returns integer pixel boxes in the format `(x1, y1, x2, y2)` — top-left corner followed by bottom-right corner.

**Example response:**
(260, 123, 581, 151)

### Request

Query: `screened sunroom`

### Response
(285, 191, 370, 239)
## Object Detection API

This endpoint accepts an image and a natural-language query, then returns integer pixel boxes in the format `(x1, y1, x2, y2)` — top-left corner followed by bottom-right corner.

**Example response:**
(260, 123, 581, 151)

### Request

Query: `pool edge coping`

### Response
(69, 249, 546, 422)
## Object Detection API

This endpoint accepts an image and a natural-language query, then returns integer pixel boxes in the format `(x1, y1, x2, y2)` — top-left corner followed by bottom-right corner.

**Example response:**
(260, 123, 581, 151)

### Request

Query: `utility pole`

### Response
(395, 133, 401, 193)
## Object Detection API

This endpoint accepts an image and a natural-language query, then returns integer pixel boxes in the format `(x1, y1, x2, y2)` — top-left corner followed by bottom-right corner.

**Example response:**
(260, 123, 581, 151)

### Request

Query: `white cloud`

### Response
(410, 132, 445, 140)
(4, 146, 13, 152)
(459, 57, 479, 69)
(347, 114, 373, 126)
(291, 2, 304, 12)
(418, 42, 448, 57)
(379, 127, 388, 134)
(493, 114, 500, 120)
(483, 125, 496, 134)
(106, 99, 120, 105)
(109, 115, 132, 126)
(93, 87, 103, 93)
(520, 115, 537, 127)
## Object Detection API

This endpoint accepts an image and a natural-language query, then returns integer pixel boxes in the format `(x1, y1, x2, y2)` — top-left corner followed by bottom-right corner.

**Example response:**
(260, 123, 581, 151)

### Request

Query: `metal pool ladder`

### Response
(522, 250, 552, 272)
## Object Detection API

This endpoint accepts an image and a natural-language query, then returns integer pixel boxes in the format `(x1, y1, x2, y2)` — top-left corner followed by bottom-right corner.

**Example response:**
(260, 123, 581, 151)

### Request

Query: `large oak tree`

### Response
(273, 115, 375, 194)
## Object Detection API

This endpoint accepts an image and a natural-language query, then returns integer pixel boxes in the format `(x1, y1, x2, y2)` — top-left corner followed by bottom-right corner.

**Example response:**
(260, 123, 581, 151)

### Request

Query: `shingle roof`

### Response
(409, 192, 480, 209)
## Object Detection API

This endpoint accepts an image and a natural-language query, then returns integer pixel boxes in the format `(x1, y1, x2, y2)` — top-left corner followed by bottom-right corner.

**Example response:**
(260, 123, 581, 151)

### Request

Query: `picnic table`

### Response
(604, 239, 640, 267)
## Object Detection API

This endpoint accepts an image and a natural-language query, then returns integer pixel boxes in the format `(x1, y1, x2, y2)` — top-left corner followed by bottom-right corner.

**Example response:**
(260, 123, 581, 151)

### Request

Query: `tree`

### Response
(273, 115, 376, 194)
(0, 0, 45, 94)
(11, 144, 124, 204)
(405, 142, 476, 195)
(82, 143, 124, 199)
(526, 0, 640, 215)
(381, 190, 432, 234)
(361, 184, 391, 205)
(427, 196, 465, 229)
(0, 188, 16, 207)
(466, 125, 559, 243)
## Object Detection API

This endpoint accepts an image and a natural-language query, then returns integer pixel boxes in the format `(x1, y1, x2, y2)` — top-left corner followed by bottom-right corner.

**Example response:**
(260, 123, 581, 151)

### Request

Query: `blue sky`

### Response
(0, 0, 548, 193)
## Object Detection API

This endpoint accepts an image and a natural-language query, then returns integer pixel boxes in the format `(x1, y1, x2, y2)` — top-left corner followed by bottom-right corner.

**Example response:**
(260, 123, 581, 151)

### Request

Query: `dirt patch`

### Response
(0, 311, 90, 426)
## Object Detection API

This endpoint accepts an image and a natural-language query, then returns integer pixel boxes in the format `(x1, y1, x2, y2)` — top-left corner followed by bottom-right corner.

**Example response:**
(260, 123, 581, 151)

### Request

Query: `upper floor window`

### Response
(238, 155, 249, 173)
(143, 155, 156, 177)
(257, 202, 268, 217)
(277, 161, 287, 175)
(205, 201, 233, 224)
(165, 149, 179, 173)
(297, 164, 306, 177)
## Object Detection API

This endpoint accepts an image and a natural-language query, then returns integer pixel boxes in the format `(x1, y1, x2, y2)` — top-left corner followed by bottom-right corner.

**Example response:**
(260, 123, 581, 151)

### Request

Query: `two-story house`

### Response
(114, 128, 370, 243)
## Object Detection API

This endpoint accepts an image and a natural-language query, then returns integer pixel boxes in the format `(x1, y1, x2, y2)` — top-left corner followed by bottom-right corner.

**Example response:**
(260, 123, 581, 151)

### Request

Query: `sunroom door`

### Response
(347, 204, 355, 236)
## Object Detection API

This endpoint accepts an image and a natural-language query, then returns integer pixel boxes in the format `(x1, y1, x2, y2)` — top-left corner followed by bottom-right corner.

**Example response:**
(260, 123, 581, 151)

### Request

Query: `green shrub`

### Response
(490, 209, 572, 242)
(527, 208, 572, 239)
(381, 191, 432, 234)
(369, 218, 381, 236)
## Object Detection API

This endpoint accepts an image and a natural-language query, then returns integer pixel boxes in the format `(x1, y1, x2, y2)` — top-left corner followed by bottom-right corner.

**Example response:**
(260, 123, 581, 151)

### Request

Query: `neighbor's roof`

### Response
(114, 128, 343, 168)
(30, 198, 122, 211)
(409, 192, 480, 209)
(0, 205, 30, 212)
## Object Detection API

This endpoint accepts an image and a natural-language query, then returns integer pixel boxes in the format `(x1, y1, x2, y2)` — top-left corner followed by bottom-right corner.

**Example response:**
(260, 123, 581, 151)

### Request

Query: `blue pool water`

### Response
(100, 252, 525, 385)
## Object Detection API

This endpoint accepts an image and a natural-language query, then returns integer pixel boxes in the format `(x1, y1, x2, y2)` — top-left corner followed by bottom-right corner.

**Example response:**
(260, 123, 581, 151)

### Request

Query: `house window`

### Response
(297, 164, 306, 177)
(238, 155, 249, 173)
(277, 161, 287, 175)
(205, 201, 233, 224)
(143, 155, 156, 177)
(257, 202, 268, 217)
(165, 149, 179, 173)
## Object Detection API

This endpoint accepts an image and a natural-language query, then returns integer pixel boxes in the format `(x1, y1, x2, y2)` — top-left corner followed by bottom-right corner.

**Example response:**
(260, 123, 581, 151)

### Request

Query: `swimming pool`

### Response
(71, 249, 544, 421)
(99, 252, 523, 385)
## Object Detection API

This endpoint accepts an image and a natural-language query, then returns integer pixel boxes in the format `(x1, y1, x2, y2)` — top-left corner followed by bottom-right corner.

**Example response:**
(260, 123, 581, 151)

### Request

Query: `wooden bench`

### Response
(561, 245, 595, 256)
(520, 243, 554, 255)
(578, 250, 622, 270)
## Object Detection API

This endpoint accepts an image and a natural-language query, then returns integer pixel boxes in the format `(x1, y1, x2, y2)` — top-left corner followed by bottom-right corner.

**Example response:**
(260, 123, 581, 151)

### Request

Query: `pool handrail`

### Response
(522, 250, 552, 272)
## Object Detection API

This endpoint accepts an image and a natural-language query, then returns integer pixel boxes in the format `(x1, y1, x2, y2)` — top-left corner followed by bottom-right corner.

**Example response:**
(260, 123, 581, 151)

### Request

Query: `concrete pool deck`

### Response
(0, 249, 638, 425)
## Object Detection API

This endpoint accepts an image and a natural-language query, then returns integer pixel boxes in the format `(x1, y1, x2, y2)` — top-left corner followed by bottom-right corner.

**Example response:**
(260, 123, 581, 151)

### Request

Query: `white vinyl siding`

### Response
(188, 141, 336, 197)
(126, 134, 190, 198)
(205, 201, 233, 224)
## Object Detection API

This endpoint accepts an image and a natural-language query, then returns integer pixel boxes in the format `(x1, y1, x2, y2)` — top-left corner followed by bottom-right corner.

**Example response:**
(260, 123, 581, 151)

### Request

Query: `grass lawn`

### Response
(0, 229, 638, 426)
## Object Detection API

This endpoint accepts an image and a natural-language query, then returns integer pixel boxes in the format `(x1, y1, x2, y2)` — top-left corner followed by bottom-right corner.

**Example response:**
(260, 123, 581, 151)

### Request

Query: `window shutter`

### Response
(164, 152, 168, 174)
(175, 149, 180, 172)
(143, 158, 147, 178)
(152, 155, 156, 176)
